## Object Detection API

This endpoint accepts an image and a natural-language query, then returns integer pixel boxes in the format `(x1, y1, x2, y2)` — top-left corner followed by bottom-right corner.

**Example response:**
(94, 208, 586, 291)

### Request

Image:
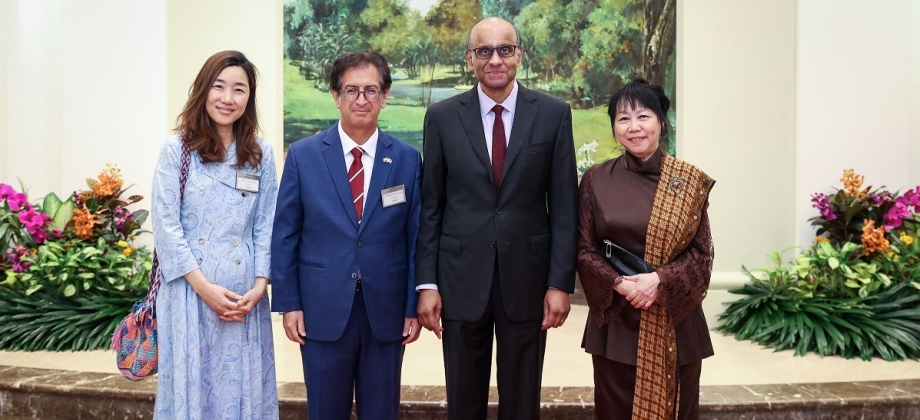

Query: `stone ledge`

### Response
(2, 366, 919, 419)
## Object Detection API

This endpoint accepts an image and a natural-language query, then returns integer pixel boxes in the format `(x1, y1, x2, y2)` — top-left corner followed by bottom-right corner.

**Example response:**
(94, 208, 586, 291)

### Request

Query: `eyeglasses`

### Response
(469, 44, 520, 60)
(341, 87, 381, 102)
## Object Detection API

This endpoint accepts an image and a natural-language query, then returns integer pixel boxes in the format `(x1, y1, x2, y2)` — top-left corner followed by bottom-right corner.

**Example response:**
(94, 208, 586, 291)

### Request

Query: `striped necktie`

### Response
(348, 147, 365, 223)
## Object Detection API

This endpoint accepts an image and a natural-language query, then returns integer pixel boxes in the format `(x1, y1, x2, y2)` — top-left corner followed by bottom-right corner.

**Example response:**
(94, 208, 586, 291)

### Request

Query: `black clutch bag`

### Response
(600, 239, 655, 275)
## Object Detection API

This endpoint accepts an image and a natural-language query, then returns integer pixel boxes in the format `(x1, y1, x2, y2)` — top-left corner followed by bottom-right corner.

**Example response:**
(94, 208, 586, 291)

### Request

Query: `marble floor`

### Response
(1, 305, 919, 387)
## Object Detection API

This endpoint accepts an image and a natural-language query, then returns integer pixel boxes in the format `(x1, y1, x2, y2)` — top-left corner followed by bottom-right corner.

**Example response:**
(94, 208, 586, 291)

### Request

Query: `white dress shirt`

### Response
(338, 122, 378, 215)
(478, 81, 519, 161)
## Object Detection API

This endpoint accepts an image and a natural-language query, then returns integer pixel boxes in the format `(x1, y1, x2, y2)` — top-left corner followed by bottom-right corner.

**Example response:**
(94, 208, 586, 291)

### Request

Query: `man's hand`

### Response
(623, 272, 661, 310)
(417, 289, 443, 339)
(402, 317, 421, 345)
(542, 288, 570, 330)
(282, 311, 307, 345)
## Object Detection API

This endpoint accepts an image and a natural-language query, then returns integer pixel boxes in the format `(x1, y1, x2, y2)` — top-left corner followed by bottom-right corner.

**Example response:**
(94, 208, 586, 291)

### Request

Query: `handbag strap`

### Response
(143, 143, 192, 309)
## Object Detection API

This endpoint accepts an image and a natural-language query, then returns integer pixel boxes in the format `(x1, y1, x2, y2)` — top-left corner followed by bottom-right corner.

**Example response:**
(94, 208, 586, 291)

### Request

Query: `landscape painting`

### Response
(283, 0, 676, 173)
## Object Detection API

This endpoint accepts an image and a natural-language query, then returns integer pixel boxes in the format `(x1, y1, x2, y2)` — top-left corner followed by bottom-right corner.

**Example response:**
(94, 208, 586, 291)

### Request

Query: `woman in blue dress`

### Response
(151, 50, 279, 419)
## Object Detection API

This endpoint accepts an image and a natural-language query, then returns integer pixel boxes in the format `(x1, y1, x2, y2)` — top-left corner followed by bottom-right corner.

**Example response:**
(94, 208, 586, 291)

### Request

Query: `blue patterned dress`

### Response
(152, 136, 279, 420)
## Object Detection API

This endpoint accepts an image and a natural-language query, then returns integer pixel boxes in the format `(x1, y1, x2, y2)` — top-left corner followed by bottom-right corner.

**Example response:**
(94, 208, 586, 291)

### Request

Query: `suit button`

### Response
(358, 241, 364, 247)
(199, 184, 205, 190)
(198, 238, 205, 244)
(234, 259, 241, 265)
(196, 258, 202, 264)
(495, 209, 502, 215)
(233, 240, 239, 247)
(351, 273, 358, 279)
(490, 242, 496, 248)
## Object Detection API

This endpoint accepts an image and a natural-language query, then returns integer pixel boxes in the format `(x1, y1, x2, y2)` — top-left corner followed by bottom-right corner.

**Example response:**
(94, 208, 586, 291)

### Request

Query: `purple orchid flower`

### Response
(811, 193, 837, 221)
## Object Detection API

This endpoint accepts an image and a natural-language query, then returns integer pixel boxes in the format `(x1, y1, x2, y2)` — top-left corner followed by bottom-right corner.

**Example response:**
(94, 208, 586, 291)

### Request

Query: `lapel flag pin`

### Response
(383, 157, 392, 164)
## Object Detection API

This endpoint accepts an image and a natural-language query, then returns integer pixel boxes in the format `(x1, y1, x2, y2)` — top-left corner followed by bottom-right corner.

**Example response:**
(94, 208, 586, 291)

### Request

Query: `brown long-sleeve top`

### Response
(577, 149, 714, 366)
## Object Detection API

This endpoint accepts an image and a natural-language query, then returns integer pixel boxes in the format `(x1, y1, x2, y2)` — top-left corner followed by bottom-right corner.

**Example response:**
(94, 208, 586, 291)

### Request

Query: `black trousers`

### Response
(442, 264, 547, 420)
(592, 355, 702, 420)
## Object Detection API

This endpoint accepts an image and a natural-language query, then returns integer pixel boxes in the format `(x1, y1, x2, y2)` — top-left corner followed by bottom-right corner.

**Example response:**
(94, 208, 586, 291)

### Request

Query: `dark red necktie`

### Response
(348, 147, 365, 223)
(491, 105, 506, 190)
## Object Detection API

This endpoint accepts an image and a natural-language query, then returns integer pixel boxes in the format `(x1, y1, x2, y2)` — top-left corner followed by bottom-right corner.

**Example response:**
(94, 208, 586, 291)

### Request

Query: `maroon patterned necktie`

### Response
(492, 105, 506, 190)
(348, 147, 365, 223)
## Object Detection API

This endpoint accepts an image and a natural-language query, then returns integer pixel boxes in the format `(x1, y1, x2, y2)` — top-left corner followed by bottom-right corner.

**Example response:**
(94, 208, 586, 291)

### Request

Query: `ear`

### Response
(331, 90, 341, 110)
(380, 89, 389, 109)
(465, 50, 474, 70)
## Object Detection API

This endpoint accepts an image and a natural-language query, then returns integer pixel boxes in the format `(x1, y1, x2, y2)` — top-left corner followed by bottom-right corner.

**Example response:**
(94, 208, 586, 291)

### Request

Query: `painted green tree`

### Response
(282, 0, 676, 158)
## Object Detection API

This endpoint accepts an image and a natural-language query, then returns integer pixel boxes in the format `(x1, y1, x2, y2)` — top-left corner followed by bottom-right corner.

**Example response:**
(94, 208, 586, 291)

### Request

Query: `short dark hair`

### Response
(328, 51, 392, 92)
(607, 78, 671, 139)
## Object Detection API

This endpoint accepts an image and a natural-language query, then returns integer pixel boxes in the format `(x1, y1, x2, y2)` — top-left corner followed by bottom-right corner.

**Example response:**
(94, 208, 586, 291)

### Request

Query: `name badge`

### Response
(381, 185, 407, 208)
(235, 173, 260, 193)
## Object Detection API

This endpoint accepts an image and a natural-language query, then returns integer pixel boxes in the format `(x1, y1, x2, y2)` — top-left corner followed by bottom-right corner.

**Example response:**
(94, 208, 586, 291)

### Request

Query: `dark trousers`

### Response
(592, 355, 702, 420)
(442, 264, 547, 420)
(300, 291, 404, 420)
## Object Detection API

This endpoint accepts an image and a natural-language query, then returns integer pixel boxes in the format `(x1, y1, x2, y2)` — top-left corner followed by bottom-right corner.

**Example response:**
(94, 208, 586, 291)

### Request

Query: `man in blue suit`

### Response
(271, 51, 422, 420)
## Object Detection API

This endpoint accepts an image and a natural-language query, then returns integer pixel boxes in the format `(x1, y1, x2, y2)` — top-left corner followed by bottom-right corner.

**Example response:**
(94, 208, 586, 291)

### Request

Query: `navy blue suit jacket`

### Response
(271, 125, 422, 343)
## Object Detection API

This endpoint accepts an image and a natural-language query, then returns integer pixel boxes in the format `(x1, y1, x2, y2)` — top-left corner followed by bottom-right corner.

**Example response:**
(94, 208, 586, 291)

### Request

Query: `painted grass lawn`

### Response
(283, 62, 621, 164)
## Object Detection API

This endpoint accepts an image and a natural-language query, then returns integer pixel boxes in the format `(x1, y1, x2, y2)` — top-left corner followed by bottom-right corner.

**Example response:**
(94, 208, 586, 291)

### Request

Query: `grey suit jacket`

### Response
(416, 83, 578, 322)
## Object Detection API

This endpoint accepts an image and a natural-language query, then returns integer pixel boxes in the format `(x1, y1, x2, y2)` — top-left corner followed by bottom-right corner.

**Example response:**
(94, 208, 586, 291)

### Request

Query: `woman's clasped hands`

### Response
(188, 271, 268, 322)
(614, 272, 661, 310)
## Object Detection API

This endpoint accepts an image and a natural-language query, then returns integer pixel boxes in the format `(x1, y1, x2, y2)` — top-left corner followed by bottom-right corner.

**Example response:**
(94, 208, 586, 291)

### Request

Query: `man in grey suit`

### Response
(416, 17, 578, 420)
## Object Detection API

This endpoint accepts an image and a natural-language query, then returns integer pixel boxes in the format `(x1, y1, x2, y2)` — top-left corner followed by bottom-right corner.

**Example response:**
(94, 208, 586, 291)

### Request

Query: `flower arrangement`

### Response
(577, 139, 599, 175)
(719, 170, 920, 361)
(0, 165, 151, 351)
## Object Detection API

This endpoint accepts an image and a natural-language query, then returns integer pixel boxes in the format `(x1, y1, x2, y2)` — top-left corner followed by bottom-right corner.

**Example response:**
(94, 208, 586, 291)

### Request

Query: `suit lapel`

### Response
(457, 88, 493, 179)
(360, 132, 393, 232)
(321, 125, 360, 229)
(502, 86, 537, 184)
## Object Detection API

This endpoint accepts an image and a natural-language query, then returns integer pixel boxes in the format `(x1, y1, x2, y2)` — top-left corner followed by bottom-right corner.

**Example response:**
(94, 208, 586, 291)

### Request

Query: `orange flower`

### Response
(860, 219, 890, 254)
(122, 246, 135, 257)
(90, 164, 124, 197)
(814, 236, 829, 243)
(841, 169, 868, 198)
(72, 207, 99, 239)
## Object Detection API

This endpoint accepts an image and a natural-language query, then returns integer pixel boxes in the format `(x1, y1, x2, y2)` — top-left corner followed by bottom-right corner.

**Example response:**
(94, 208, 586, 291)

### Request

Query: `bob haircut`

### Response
(328, 51, 392, 93)
(607, 78, 671, 140)
(175, 50, 262, 169)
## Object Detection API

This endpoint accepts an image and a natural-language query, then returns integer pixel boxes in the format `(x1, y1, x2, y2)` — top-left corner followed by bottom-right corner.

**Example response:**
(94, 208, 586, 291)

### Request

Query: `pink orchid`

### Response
(0, 183, 15, 200)
(7, 192, 29, 211)
(884, 201, 912, 231)
(5, 245, 33, 272)
(18, 208, 51, 234)
(811, 193, 836, 221)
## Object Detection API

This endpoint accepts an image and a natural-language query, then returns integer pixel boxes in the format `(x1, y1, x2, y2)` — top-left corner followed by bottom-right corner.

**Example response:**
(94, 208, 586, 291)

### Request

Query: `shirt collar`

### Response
(477, 81, 519, 118)
(338, 122, 378, 159)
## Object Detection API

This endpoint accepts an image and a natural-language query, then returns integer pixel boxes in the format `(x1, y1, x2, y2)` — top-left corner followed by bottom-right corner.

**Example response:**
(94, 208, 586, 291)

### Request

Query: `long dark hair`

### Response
(175, 50, 262, 169)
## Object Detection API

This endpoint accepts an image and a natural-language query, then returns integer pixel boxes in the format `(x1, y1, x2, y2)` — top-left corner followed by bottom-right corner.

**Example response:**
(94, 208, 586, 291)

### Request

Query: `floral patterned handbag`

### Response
(110, 144, 190, 381)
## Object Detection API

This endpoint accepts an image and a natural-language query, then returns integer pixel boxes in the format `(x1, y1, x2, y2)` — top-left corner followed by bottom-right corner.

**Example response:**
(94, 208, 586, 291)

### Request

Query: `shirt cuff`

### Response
(415, 283, 438, 291)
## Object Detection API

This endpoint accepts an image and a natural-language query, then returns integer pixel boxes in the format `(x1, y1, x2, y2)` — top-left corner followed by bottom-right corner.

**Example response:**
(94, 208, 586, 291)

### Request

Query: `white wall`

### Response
(679, 0, 798, 326)
(796, 0, 915, 246)
(166, 0, 283, 156)
(912, 1, 920, 188)
(1, 1, 64, 196)
(0, 0, 167, 221)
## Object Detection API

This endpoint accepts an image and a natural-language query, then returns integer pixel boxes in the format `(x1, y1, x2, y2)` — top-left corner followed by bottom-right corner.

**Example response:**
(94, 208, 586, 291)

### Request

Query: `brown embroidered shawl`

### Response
(632, 155, 714, 420)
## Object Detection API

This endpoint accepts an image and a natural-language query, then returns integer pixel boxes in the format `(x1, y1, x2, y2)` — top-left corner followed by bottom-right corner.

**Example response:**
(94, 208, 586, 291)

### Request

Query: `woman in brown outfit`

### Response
(577, 79, 715, 420)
